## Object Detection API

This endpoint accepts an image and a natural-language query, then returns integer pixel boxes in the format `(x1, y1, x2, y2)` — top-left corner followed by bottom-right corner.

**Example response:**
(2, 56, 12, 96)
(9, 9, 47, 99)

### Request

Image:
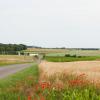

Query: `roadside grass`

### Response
(0, 55, 33, 66)
(0, 63, 39, 100)
(45, 56, 100, 62)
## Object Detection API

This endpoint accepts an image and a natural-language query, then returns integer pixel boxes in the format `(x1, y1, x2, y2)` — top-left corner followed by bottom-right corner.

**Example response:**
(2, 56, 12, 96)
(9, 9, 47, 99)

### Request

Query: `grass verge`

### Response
(0, 62, 33, 67)
(0, 63, 39, 100)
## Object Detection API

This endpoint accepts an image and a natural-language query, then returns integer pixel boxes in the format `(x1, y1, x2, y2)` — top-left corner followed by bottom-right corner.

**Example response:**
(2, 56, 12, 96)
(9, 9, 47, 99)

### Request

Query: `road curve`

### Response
(0, 63, 34, 79)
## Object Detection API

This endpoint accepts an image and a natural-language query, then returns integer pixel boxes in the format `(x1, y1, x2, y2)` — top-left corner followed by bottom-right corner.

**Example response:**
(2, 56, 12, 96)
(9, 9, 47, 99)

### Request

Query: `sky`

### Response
(0, 0, 100, 48)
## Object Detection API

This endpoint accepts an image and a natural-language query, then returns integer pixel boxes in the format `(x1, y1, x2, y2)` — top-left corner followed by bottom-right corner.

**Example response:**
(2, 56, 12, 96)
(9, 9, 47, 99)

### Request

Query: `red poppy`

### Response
(28, 96, 31, 100)
(69, 79, 83, 86)
(39, 82, 51, 90)
(18, 96, 20, 100)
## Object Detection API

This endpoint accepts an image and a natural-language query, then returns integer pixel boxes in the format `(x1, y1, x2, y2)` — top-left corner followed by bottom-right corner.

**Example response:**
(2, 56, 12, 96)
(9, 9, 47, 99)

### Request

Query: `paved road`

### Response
(0, 63, 33, 79)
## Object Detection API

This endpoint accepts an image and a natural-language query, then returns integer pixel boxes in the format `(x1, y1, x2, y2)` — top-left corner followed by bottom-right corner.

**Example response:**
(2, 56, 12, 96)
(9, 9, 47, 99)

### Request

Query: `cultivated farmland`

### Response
(1, 48, 100, 99)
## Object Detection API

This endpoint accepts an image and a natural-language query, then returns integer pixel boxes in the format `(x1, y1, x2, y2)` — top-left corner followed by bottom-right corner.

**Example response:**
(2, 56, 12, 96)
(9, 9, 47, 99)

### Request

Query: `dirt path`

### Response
(39, 61, 100, 83)
(0, 63, 33, 79)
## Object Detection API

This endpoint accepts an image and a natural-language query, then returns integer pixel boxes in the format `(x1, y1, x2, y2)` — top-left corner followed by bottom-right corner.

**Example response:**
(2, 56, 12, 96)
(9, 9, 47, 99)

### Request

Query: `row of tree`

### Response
(0, 43, 27, 55)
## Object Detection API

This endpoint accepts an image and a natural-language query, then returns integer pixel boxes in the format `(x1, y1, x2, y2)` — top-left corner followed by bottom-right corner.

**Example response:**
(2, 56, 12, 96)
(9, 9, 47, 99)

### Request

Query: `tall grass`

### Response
(37, 73, 100, 100)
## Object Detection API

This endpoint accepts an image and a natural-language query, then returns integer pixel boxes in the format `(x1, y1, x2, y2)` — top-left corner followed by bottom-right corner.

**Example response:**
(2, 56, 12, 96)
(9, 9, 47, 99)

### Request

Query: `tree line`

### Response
(0, 43, 27, 55)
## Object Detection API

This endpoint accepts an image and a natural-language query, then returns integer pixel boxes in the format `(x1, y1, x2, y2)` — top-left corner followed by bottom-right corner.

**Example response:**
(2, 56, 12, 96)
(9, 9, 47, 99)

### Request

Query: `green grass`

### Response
(45, 56, 100, 62)
(0, 63, 39, 100)
(44, 87, 100, 100)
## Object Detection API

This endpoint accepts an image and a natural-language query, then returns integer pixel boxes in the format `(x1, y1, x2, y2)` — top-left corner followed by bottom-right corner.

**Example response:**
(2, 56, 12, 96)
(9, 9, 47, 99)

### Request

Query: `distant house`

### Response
(29, 53, 39, 57)
(18, 51, 39, 57)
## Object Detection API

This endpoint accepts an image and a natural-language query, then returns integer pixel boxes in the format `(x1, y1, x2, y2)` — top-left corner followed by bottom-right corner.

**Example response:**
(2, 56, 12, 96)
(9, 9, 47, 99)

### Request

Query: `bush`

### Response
(65, 54, 71, 57)
(65, 54, 77, 58)
(77, 56, 82, 58)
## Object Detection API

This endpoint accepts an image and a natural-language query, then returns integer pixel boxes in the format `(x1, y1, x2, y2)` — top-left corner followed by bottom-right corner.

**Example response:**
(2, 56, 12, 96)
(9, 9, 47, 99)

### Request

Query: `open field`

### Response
(46, 50, 100, 56)
(0, 55, 33, 66)
(26, 48, 68, 53)
(25, 48, 100, 56)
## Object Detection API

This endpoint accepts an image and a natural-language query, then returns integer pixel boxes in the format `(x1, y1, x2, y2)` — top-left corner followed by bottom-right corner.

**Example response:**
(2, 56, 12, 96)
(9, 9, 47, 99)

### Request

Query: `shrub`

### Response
(65, 54, 71, 57)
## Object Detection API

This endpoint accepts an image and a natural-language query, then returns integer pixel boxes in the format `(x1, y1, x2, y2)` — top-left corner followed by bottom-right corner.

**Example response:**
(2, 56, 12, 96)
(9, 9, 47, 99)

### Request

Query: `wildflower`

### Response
(39, 82, 51, 90)
(69, 79, 83, 86)
(79, 73, 86, 77)
(39, 94, 46, 100)
(28, 96, 31, 100)
(35, 84, 39, 91)
(18, 96, 20, 100)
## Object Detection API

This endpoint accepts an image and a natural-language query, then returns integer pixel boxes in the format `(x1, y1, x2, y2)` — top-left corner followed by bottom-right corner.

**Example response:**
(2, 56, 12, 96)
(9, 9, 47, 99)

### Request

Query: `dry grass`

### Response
(0, 55, 33, 66)
(39, 61, 100, 85)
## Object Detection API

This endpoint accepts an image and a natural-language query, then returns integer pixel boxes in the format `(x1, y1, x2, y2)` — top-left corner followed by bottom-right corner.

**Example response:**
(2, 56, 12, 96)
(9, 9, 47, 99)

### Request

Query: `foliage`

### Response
(0, 43, 27, 55)
(65, 54, 77, 57)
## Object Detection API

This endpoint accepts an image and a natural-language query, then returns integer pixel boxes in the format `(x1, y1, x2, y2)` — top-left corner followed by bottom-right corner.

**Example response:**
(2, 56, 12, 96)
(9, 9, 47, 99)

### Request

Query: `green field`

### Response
(45, 56, 100, 62)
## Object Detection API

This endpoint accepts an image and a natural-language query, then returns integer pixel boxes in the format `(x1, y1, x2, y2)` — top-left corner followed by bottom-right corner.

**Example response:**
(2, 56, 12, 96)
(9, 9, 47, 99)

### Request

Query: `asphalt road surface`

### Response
(0, 63, 33, 79)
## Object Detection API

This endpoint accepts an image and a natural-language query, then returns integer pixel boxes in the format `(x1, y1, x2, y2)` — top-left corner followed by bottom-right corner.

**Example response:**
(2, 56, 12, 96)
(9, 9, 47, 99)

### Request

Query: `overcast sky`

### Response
(0, 0, 100, 48)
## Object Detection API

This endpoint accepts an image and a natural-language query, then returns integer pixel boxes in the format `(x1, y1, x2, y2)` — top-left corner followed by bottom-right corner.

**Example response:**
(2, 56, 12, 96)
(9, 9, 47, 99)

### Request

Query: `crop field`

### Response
(38, 61, 100, 100)
(0, 55, 33, 66)
(46, 50, 100, 57)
